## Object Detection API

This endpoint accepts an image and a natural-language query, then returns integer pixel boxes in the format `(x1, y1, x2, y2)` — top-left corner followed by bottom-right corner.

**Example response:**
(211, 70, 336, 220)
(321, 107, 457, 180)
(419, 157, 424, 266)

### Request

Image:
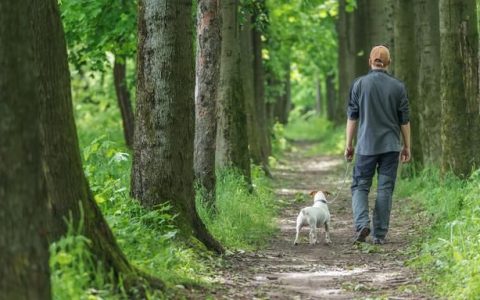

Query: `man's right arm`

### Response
(345, 119, 357, 162)
(345, 81, 359, 162)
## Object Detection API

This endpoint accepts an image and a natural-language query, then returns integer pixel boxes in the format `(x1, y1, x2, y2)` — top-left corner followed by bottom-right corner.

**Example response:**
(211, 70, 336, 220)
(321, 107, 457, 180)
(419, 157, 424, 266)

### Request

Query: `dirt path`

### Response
(207, 144, 432, 299)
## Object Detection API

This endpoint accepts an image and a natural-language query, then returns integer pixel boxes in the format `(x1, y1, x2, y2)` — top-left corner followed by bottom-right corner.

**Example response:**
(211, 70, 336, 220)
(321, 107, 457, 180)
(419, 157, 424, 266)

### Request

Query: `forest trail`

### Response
(207, 142, 432, 299)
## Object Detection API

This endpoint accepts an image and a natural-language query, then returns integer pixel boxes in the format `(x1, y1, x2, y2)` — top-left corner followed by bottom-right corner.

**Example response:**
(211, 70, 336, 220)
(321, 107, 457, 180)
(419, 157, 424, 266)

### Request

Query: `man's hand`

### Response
(344, 146, 354, 162)
(401, 147, 411, 163)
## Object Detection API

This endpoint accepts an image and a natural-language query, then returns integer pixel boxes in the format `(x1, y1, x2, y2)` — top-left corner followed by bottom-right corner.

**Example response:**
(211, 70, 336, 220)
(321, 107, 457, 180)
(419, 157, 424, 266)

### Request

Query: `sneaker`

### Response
(372, 237, 386, 245)
(353, 227, 370, 244)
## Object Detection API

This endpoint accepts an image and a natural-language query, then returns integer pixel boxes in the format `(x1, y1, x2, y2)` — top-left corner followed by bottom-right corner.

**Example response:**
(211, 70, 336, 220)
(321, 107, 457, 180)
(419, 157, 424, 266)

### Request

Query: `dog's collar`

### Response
(315, 199, 328, 204)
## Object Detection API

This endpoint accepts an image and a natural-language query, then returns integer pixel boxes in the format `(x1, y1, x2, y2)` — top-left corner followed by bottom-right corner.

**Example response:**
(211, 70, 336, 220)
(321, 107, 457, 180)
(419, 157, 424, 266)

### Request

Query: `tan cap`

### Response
(369, 45, 390, 68)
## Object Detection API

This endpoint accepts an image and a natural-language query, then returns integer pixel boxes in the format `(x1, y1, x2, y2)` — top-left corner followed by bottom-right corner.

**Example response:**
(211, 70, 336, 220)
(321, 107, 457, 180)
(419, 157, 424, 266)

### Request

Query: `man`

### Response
(344, 45, 411, 245)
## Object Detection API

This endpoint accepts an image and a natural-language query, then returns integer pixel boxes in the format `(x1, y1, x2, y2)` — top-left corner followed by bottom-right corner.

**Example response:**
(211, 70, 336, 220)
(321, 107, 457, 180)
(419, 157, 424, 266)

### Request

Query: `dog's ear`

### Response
(309, 190, 318, 196)
(323, 190, 332, 196)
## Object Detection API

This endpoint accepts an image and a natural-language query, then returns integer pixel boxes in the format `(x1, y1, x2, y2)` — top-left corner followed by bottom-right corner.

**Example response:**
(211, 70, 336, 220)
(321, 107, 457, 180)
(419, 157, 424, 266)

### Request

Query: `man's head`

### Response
(369, 45, 390, 69)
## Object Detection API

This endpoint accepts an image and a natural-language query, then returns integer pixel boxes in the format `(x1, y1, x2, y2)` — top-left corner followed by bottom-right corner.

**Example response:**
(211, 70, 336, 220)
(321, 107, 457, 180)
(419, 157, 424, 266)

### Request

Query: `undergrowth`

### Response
(283, 114, 344, 156)
(51, 71, 279, 298)
(197, 167, 278, 250)
(396, 167, 480, 299)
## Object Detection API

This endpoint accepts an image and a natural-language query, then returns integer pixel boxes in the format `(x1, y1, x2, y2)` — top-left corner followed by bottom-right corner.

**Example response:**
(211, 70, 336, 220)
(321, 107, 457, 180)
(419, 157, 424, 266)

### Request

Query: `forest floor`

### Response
(196, 141, 433, 299)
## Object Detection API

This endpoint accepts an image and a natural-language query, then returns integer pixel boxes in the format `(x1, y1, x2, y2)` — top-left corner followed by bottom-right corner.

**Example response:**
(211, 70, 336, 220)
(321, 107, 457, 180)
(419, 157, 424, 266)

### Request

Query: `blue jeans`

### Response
(351, 152, 399, 239)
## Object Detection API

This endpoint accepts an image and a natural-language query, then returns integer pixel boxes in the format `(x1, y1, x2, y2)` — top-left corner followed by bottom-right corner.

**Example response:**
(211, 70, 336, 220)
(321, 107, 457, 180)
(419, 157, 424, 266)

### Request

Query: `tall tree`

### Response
(132, 0, 223, 253)
(439, 0, 480, 177)
(355, 0, 395, 75)
(240, 13, 257, 168)
(252, 18, 272, 167)
(33, 0, 160, 289)
(326, 71, 336, 122)
(394, 0, 423, 169)
(217, 0, 251, 182)
(240, 12, 271, 175)
(113, 55, 135, 148)
(274, 62, 292, 124)
(194, 0, 222, 207)
(415, 0, 441, 165)
(336, 0, 358, 123)
(0, 2, 51, 298)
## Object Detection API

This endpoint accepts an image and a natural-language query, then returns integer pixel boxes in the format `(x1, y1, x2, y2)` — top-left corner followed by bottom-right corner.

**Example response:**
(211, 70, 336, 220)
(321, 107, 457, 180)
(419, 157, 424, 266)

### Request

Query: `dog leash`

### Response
(329, 160, 352, 204)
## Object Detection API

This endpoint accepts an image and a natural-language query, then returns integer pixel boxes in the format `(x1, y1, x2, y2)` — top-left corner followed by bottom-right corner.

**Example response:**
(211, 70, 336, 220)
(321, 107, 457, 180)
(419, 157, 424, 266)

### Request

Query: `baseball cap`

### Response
(369, 45, 390, 68)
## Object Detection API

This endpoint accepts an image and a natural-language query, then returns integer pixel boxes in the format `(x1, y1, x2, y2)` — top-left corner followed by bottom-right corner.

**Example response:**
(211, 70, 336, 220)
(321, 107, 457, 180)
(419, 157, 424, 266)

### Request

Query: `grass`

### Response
(395, 167, 480, 299)
(197, 167, 279, 250)
(50, 71, 280, 299)
(283, 115, 345, 156)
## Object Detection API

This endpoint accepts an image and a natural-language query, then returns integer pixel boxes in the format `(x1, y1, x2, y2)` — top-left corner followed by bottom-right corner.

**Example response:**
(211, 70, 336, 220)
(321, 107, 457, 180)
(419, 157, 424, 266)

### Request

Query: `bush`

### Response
(396, 167, 480, 299)
(197, 167, 279, 250)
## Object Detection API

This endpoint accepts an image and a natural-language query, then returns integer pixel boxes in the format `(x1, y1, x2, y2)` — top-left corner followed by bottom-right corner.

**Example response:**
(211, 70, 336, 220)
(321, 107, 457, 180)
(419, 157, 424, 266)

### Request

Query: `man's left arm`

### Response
(400, 123, 411, 163)
(398, 85, 411, 163)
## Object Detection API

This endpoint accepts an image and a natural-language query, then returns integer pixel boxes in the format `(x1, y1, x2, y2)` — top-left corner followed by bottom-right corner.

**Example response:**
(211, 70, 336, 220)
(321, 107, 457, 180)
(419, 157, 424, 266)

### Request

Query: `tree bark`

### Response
(0, 2, 51, 298)
(326, 72, 336, 122)
(439, 0, 480, 177)
(336, 0, 358, 123)
(416, 0, 441, 165)
(194, 0, 222, 208)
(394, 0, 423, 169)
(32, 0, 162, 290)
(252, 23, 272, 166)
(274, 62, 292, 124)
(132, 0, 223, 253)
(216, 0, 251, 182)
(355, 0, 395, 74)
(240, 14, 258, 165)
(240, 15, 271, 176)
(113, 56, 135, 149)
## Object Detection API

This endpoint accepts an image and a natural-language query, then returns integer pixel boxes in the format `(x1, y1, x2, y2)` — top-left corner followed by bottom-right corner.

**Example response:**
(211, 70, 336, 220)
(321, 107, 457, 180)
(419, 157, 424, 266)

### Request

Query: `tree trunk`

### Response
(355, 0, 395, 74)
(216, 0, 251, 183)
(240, 15, 271, 176)
(113, 56, 135, 149)
(132, 0, 223, 253)
(0, 3, 51, 298)
(326, 72, 336, 122)
(315, 77, 323, 116)
(439, 0, 480, 177)
(416, 0, 441, 165)
(194, 0, 222, 208)
(336, 0, 358, 123)
(252, 24, 272, 165)
(240, 14, 258, 165)
(274, 62, 292, 124)
(33, 0, 163, 290)
(394, 0, 423, 169)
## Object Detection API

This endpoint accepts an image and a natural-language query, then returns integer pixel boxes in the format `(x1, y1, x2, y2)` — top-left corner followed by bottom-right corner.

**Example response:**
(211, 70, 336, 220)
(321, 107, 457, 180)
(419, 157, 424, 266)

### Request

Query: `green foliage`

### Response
(50, 220, 120, 299)
(60, 0, 137, 71)
(55, 67, 282, 297)
(197, 167, 279, 250)
(271, 121, 291, 157)
(284, 114, 344, 155)
(82, 136, 210, 287)
(264, 0, 338, 109)
(71, 67, 133, 148)
(396, 168, 480, 299)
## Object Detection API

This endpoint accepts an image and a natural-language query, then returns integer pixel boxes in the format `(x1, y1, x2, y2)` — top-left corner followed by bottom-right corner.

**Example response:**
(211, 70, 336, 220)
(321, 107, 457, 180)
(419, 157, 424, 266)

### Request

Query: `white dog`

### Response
(293, 190, 332, 245)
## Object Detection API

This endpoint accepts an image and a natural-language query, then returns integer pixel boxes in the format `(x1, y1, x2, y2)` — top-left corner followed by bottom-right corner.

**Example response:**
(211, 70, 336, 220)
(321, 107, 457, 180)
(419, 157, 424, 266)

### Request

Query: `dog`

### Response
(293, 190, 332, 245)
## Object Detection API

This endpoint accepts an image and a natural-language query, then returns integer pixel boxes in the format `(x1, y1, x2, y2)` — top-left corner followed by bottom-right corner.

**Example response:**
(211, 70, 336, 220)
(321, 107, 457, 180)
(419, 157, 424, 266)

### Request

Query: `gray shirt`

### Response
(347, 69, 410, 155)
